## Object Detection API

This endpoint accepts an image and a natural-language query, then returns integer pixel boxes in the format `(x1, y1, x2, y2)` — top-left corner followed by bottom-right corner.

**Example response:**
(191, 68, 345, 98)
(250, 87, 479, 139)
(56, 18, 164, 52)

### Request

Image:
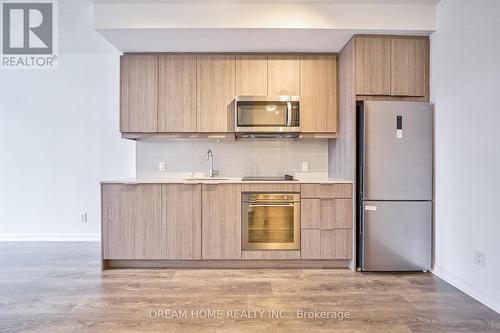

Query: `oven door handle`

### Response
(286, 101, 292, 127)
(248, 203, 296, 207)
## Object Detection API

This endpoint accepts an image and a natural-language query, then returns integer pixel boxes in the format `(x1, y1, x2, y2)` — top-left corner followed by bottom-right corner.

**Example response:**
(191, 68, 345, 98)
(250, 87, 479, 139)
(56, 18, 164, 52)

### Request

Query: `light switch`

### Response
(302, 162, 309, 172)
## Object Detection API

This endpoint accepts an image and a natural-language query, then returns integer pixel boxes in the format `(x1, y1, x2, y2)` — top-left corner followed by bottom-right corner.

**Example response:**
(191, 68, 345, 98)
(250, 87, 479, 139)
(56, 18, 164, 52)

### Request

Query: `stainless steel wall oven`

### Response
(241, 193, 300, 250)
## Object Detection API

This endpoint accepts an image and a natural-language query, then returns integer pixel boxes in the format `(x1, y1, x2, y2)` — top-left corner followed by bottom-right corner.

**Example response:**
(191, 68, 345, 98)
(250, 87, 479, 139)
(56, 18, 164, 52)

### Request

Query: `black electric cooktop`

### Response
(241, 175, 296, 181)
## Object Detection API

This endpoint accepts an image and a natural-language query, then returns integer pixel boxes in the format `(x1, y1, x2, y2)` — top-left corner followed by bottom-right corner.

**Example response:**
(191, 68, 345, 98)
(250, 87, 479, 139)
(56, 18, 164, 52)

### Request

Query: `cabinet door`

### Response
(196, 55, 235, 132)
(300, 55, 338, 133)
(391, 38, 428, 97)
(102, 184, 163, 259)
(120, 55, 158, 132)
(162, 184, 201, 259)
(301, 229, 352, 259)
(235, 55, 267, 96)
(355, 37, 391, 95)
(158, 55, 197, 132)
(201, 184, 241, 259)
(320, 230, 352, 259)
(267, 55, 300, 95)
(301, 199, 320, 229)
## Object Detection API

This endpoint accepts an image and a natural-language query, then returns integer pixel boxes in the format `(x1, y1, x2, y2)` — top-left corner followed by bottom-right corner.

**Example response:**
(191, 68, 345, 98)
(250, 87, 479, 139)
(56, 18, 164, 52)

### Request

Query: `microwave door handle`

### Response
(248, 203, 295, 207)
(286, 101, 292, 126)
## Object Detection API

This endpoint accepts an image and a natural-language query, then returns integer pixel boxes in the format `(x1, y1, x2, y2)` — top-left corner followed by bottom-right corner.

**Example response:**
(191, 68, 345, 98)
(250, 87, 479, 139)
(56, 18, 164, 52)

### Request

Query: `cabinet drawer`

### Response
(320, 199, 353, 229)
(242, 183, 300, 192)
(301, 184, 352, 198)
(301, 229, 352, 259)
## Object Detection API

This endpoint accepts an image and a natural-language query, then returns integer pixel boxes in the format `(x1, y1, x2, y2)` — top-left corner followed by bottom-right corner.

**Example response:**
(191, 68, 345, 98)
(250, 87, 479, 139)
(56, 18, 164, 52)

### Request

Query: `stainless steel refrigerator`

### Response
(357, 101, 432, 271)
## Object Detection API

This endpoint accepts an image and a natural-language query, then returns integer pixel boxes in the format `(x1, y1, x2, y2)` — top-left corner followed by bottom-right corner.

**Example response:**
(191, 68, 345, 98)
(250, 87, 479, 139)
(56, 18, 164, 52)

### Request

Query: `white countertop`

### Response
(100, 177, 353, 185)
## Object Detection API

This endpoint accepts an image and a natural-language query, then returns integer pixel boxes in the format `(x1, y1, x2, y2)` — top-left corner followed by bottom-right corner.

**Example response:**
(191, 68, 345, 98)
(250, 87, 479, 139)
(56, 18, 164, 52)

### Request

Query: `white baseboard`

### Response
(432, 265, 500, 314)
(0, 233, 100, 242)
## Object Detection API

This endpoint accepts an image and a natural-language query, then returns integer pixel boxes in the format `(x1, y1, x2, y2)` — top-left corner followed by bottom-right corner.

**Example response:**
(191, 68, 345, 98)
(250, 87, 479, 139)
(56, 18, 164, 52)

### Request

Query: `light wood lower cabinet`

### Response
(201, 184, 242, 259)
(102, 184, 163, 259)
(300, 183, 353, 260)
(301, 229, 352, 260)
(102, 184, 201, 260)
(162, 184, 201, 259)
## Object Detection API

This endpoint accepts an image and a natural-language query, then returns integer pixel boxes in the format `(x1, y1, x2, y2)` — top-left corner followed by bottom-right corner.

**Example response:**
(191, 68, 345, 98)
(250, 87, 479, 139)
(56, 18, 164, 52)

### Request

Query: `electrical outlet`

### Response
(80, 212, 87, 223)
(158, 161, 166, 172)
(302, 162, 309, 172)
(474, 250, 486, 268)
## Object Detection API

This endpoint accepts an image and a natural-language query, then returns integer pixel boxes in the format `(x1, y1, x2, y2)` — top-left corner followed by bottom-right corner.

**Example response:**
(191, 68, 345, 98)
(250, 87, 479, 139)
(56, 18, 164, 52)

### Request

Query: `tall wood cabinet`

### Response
(196, 55, 236, 132)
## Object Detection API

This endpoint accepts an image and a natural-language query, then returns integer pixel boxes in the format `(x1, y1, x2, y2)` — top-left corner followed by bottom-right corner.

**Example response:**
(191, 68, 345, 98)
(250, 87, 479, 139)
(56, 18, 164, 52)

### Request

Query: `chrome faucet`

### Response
(207, 149, 219, 178)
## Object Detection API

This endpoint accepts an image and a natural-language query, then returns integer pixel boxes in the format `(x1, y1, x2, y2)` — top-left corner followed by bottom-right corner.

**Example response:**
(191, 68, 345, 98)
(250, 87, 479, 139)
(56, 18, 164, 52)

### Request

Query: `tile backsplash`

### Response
(136, 140, 328, 179)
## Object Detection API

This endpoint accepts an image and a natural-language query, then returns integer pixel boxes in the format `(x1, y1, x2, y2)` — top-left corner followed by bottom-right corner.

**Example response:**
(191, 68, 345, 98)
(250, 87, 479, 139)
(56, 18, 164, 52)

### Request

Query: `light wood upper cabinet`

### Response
(162, 184, 201, 260)
(355, 37, 391, 96)
(158, 55, 197, 132)
(267, 55, 300, 95)
(102, 184, 164, 259)
(196, 55, 236, 132)
(235, 55, 267, 96)
(120, 55, 158, 132)
(201, 184, 241, 259)
(300, 55, 338, 133)
(391, 38, 428, 97)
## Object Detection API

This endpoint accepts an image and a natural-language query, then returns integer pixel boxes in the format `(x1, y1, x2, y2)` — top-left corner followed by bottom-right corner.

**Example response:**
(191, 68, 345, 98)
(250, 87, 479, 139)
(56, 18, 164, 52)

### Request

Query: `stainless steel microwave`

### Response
(234, 96, 300, 135)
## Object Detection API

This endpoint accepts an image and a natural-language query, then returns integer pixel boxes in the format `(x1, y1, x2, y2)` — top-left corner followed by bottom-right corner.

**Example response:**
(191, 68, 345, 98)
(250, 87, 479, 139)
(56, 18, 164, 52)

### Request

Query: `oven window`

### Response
(237, 101, 287, 127)
(248, 205, 295, 244)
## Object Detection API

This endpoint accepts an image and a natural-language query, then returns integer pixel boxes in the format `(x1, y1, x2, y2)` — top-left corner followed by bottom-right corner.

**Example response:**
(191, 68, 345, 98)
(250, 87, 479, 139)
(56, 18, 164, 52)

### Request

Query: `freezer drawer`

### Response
(361, 201, 431, 271)
(361, 101, 432, 200)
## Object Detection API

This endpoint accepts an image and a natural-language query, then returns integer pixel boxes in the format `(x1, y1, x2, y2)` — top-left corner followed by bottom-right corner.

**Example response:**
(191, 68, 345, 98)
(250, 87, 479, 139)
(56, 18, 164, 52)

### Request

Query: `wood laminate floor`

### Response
(0, 242, 499, 333)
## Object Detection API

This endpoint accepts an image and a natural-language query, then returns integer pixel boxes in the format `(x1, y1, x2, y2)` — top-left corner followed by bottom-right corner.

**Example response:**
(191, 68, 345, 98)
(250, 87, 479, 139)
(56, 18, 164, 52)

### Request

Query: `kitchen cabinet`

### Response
(120, 55, 158, 132)
(267, 55, 300, 96)
(301, 229, 352, 260)
(162, 184, 201, 259)
(355, 37, 391, 96)
(158, 55, 197, 132)
(201, 184, 242, 259)
(391, 38, 428, 97)
(101, 184, 202, 260)
(196, 55, 236, 132)
(300, 55, 338, 133)
(235, 55, 268, 96)
(354, 36, 429, 98)
(300, 184, 353, 260)
(102, 184, 164, 259)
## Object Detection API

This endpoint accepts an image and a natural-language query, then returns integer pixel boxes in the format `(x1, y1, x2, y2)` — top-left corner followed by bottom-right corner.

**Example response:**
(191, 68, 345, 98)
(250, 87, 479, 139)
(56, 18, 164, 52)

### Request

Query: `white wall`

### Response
(431, 0, 500, 313)
(0, 0, 134, 240)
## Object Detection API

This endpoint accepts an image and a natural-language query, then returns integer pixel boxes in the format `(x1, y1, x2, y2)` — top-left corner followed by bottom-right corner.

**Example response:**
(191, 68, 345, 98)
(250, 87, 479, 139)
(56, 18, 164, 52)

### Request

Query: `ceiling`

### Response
(94, 1, 437, 52)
